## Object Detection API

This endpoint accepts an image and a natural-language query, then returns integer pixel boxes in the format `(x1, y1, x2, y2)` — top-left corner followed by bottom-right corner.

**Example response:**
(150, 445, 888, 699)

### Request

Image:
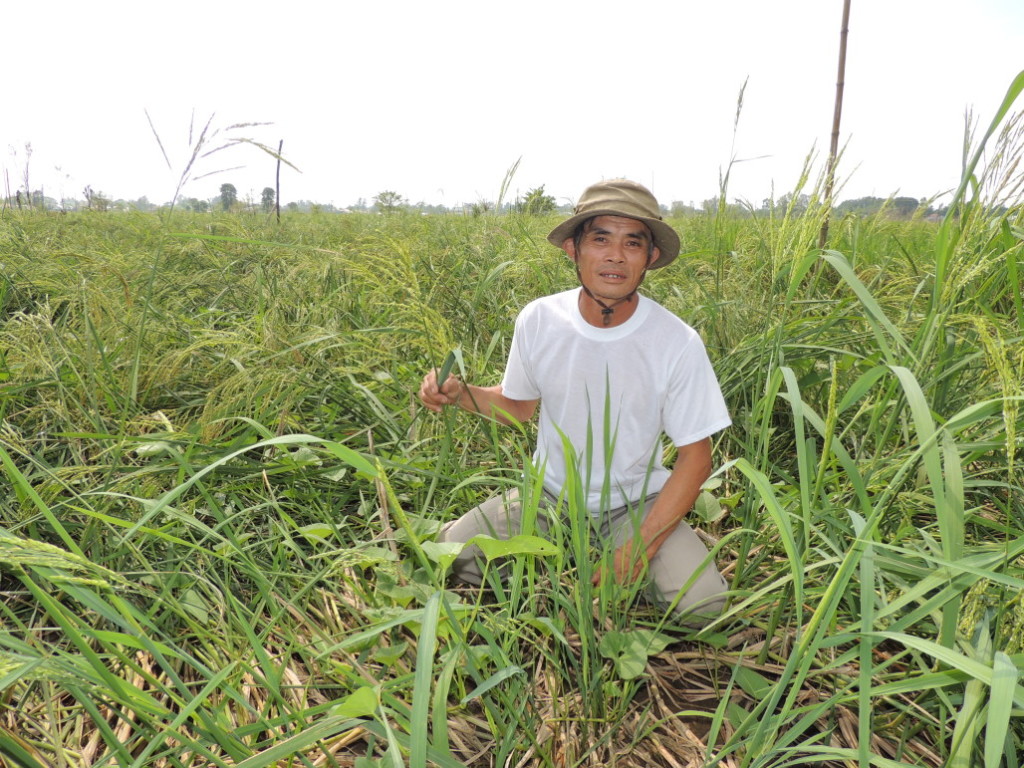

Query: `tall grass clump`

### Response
(2, 72, 1024, 767)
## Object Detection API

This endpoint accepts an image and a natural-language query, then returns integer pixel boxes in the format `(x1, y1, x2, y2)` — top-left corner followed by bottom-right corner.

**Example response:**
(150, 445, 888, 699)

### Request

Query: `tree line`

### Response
(3, 184, 963, 220)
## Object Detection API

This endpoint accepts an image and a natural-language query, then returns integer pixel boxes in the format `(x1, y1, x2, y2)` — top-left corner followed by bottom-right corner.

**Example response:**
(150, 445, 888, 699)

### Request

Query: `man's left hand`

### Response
(591, 541, 648, 585)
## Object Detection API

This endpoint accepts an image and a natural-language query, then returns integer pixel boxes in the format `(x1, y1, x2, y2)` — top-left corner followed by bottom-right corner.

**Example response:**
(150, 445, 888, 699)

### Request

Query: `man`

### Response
(419, 179, 731, 623)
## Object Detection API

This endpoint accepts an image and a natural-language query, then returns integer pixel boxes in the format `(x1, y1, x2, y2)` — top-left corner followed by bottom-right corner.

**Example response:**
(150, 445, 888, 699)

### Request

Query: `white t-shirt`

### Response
(501, 288, 731, 513)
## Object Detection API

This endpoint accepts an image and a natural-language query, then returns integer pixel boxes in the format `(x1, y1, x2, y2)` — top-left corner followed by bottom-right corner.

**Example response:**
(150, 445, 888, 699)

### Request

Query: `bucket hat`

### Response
(546, 179, 680, 269)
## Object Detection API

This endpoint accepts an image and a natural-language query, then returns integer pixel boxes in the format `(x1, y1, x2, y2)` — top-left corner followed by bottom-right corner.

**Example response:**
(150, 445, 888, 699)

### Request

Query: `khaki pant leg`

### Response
(438, 490, 545, 585)
(607, 496, 728, 624)
(647, 518, 728, 622)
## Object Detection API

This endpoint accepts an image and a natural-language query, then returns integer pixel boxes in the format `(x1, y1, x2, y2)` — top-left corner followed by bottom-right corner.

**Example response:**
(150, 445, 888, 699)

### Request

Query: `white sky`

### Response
(3, 0, 1022, 209)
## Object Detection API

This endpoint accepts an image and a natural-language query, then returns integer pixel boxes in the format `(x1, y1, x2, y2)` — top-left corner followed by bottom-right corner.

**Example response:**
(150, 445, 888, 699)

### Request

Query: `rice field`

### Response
(1, 84, 1023, 767)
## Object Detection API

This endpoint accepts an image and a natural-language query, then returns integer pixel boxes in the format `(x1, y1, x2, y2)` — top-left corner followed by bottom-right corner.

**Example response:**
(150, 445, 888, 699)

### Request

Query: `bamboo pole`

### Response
(819, 0, 852, 250)
(275, 139, 283, 223)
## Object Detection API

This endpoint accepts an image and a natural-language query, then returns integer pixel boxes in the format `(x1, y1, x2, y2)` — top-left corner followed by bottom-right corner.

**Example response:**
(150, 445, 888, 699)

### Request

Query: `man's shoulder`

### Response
(639, 295, 699, 337)
(519, 288, 576, 317)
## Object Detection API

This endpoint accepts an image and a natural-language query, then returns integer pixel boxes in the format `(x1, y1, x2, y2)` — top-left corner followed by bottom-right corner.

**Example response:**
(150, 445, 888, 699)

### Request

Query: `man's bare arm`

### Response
(419, 368, 538, 425)
(594, 437, 713, 584)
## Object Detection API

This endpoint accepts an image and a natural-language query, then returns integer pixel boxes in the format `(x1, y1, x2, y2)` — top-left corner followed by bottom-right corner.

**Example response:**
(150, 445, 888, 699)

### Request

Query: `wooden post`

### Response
(275, 139, 283, 224)
(819, 0, 852, 250)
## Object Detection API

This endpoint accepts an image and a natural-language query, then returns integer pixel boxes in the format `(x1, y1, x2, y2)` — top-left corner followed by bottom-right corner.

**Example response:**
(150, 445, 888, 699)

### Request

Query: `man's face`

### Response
(563, 215, 659, 302)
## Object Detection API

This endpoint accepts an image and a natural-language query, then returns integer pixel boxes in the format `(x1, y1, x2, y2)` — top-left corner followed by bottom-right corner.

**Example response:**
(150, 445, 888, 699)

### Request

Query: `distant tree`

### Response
(470, 200, 493, 217)
(15, 143, 33, 208)
(669, 201, 697, 217)
(220, 183, 238, 211)
(28, 190, 57, 210)
(83, 185, 111, 212)
(260, 187, 276, 213)
(892, 196, 920, 218)
(415, 201, 449, 215)
(373, 190, 406, 214)
(517, 185, 556, 215)
(775, 193, 809, 216)
(180, 197, 209, 213)
(286, 201, 299, 212)
(130, 196, 156, 212)
(835, 196, 926, 219)
(835, 196, 885, 217)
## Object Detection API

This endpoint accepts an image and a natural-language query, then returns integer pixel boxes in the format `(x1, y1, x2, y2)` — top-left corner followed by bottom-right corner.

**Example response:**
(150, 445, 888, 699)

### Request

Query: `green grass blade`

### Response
(118, 434, 358, 544)
(0, 445, 84, 556)
(410, 591, 441, 768)
(822, 250, 912, 363)
(459, 666, 526, 706)
(129, 661, 239, 768)
(0, 732, 50, 768)
(933, 70, 1024, 314)
(230, 717, 370, 768)
(437, 348, 459, 387)
(858, 527, 875, 768)
(985, 650, 1018, 768)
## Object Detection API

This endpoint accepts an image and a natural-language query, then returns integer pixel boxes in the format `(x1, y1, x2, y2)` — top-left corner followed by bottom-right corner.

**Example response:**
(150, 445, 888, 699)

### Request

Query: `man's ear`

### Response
(647, 246, 661, 268)
(562, 237, 577, 260)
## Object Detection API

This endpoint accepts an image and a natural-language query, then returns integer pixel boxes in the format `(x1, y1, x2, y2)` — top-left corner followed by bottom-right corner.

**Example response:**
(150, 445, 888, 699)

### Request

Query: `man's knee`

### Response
(436, 492, 524, 584)
(649, 522, 729, 625)
(663, 569, 728, 625)
(440, 493, 519, 540)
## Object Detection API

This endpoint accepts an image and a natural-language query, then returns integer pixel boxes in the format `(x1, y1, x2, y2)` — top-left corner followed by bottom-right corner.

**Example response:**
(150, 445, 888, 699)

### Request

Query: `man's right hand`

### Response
(418, 368, 464, 413)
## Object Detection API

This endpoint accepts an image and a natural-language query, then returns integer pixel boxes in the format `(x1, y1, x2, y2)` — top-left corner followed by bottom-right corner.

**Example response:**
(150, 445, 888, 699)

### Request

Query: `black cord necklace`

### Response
(575, 265, 648, 326)
(579, 281, 636, 325)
